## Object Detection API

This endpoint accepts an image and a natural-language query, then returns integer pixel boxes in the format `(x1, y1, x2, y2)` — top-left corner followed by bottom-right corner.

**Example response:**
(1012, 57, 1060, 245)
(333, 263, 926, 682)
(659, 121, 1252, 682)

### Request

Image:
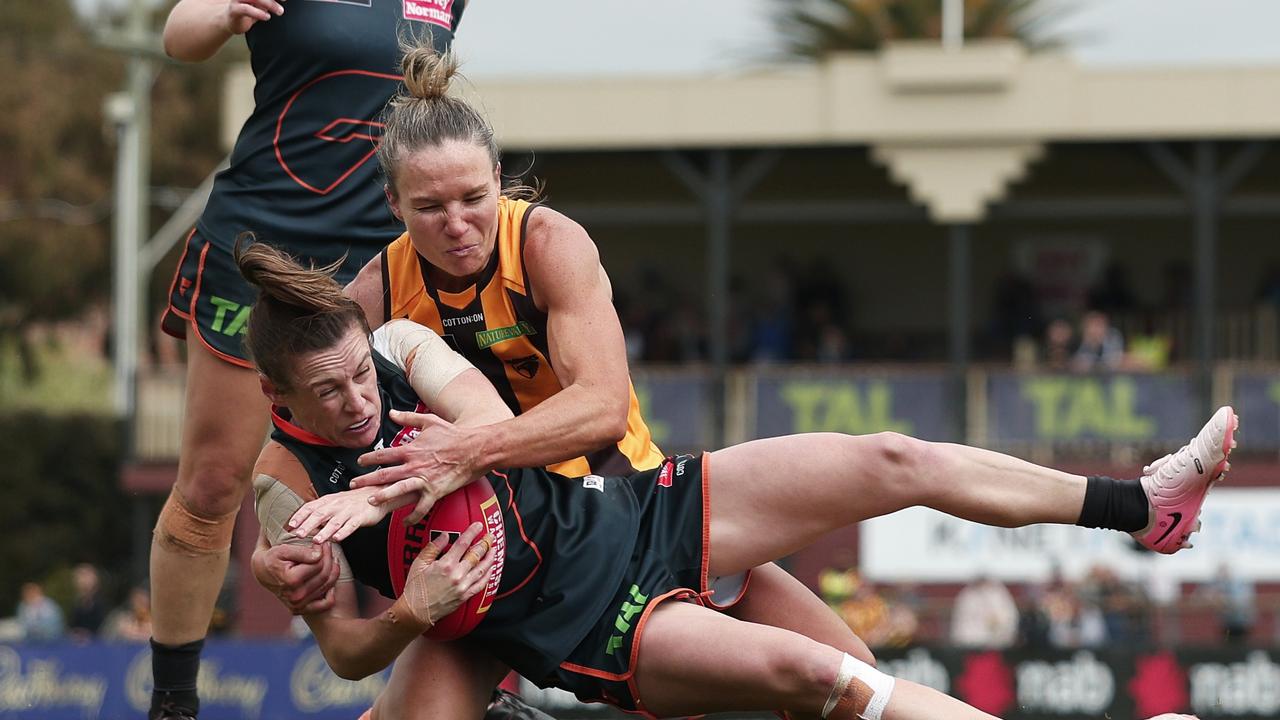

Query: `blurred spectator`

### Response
(989, 270, 1044, 359)
(17, 581, 65, 642)
(1124, 334, 1171, 371)
(1088, 263, 1137, 316)
(102, 586, 153, 643)
(879, 583, 921, 649)
(839, 580, 892, 648)
(749, 267, 795, 362)
(1159, 260, 1193, 311)
(818, 565, 896, 648)
(794, 257, 846, 330)
(1196, 562, 1256, 644)
(1071, 310, 1125, 371)
(818, 565, 860, 607)
(1041, 317, 1076, 371)
(68, 563, 108, 641)
(1018, 568, 1065, 649)
(614, 291, 648, 363)
(814, 322, 852, 363)
(1083, 564, 1150, 645)
(950, 575, 1019, 649)
(1043, 579, 1107, 648)
(1255, 262, 1280, 309)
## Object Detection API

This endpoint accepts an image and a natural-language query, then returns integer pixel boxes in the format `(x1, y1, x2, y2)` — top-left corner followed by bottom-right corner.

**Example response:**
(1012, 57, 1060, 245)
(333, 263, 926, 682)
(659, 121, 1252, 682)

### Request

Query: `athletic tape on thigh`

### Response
(154, 489, 238, 556)
(822, 653, 895, 720)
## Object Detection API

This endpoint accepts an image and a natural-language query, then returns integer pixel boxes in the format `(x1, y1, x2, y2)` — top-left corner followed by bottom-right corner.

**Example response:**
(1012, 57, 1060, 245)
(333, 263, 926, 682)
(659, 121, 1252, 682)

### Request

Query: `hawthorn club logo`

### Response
(506, 355, 540, 379)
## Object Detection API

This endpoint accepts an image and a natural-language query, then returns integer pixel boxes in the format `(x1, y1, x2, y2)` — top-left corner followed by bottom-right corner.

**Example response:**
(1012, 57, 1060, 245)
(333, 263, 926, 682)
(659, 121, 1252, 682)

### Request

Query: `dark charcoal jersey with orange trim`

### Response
(269, 349, 639, 682)
(382, 197, 665, 477)
(197, 0, 464, 281)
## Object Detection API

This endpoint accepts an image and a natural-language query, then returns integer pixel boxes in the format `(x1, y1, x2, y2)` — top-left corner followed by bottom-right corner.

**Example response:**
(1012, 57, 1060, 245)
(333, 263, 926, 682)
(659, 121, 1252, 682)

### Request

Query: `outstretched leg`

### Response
(705, 407, 1236, 578)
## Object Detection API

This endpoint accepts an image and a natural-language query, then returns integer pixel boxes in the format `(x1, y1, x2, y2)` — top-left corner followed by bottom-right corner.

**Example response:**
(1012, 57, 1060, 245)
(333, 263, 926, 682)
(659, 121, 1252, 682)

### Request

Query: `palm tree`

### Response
(772, 0, 1073, 60)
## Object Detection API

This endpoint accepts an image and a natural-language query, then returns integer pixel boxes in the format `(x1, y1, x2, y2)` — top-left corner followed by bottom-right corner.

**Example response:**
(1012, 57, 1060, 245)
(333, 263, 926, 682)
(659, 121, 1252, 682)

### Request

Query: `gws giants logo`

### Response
(274, 70, 399, 195)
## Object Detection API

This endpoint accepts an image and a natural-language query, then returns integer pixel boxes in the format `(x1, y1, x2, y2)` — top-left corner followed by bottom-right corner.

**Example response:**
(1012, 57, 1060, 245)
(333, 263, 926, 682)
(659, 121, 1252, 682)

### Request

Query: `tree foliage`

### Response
(0, 1, 120, 377)
(771, 0, 1074, 60)
(0, 412, 131, 613)
(0, 0, 235, 379)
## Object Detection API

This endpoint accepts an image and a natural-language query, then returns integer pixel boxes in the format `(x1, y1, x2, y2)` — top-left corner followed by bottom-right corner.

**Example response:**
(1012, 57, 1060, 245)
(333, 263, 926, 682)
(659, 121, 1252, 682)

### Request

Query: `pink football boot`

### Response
(1133, 406, 1238, 554)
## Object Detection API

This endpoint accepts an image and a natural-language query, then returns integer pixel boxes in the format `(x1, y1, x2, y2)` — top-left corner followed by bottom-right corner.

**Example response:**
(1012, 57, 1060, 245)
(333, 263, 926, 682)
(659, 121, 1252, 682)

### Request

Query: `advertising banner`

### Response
(862, 488, 1280, 583)
(1230, 371, 1280, 451)
(5, 641, 1273, 720)
(986, 372, 1199, 445)
(0, 641, 385, 720)
(874, 646, 1280, 720)
(631, 371, 711, 452)
(752, 371, 953, 441)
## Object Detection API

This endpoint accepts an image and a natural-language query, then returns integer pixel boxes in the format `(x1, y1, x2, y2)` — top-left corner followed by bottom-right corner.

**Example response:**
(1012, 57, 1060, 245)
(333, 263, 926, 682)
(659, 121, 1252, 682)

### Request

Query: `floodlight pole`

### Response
(942, 0, 964, 50)
(107, 0, 155, 425)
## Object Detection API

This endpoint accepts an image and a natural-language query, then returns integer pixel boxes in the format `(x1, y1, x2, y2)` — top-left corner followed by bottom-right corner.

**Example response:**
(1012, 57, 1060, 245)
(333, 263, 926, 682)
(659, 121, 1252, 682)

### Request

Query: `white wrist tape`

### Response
(821, 653, 896, 720)
(373, 320, 475, 400)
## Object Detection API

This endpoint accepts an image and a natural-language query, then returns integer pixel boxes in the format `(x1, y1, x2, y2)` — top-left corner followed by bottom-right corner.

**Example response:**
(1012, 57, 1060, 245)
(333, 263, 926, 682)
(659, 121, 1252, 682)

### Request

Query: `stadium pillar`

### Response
(948, 224, 971, 442)
(102, 0, 160, 584)
(1149, 141, 1266, 414)
(662, 149, 779, 447)
(1192, 142, 1217, 414)
(707, 151, 730, 448)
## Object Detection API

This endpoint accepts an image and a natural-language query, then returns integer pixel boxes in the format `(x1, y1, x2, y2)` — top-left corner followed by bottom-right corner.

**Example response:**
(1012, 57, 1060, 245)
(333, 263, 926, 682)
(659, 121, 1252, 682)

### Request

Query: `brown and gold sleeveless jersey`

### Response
(380, 196, 663, 477)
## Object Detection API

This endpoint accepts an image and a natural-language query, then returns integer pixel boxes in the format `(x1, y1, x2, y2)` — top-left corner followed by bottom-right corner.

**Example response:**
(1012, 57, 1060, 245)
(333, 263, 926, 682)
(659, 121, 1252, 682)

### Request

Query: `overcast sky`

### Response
(80, 0, 1280, 77)
(452, 0, 1280, 78)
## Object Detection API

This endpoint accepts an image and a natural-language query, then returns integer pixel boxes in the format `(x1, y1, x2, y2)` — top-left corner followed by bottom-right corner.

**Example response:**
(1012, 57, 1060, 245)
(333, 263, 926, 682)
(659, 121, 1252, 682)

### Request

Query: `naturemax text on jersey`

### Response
(475, 321, 537, 349)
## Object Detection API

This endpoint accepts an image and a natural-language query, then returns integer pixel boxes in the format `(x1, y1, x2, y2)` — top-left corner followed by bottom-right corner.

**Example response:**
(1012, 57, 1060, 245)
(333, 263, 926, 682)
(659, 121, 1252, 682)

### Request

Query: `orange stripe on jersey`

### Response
(384, 233, 443, 334)
(437, 285, 476, 310)
(617, 384, 664, 470)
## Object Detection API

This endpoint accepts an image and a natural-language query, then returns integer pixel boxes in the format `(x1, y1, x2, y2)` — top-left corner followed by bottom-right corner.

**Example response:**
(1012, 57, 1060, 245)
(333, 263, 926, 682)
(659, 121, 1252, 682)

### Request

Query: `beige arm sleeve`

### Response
(252, 474, 353, 583)
(371, 319, 476, 401)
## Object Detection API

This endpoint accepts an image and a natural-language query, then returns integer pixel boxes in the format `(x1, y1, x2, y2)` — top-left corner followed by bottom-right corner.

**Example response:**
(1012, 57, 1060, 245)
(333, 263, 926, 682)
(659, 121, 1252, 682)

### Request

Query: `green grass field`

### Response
(0, 340, 113, 414)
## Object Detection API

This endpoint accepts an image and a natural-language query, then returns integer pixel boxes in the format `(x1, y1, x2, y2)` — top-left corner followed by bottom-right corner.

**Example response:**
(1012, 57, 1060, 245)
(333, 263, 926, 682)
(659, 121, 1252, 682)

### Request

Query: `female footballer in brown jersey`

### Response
(260, 41, 882, 674)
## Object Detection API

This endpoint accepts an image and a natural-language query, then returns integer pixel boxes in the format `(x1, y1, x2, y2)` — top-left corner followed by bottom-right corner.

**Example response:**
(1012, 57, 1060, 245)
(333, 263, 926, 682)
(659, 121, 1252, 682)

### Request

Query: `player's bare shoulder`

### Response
(344, 253, 386, 329)
(522, 205, 606, 309)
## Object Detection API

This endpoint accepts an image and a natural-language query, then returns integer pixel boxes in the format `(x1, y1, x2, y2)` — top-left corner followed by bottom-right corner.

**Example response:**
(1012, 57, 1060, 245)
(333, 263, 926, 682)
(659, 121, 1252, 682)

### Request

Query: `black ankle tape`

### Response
(150, 638, 203, 714)
(1076, 476, 1148, 532)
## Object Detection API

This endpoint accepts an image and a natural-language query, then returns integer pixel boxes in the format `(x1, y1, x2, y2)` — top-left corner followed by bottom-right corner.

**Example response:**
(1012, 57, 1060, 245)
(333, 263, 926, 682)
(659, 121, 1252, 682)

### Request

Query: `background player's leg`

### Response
(633, 601, 1006, 720)
(727, 562, 875, 665)
(150, 340, 270, 713)
(703, 432, 1090, 577)
(373, 637, 505, 720)
(632, 600, 842, 717)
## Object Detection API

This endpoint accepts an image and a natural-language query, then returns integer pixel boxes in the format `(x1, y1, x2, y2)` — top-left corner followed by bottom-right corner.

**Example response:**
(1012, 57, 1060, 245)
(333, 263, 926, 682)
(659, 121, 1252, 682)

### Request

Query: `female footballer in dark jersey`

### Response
(238, 235, 1223, 720)
(148, 3, 547, 720)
